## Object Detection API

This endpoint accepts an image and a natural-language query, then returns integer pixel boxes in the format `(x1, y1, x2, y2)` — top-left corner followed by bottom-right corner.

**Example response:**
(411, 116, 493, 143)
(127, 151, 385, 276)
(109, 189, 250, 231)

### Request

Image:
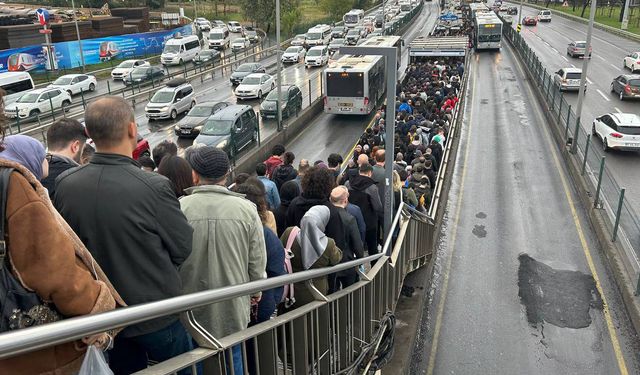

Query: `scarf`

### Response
(298, 205, 330, 270)
(0, 135, 45, 180)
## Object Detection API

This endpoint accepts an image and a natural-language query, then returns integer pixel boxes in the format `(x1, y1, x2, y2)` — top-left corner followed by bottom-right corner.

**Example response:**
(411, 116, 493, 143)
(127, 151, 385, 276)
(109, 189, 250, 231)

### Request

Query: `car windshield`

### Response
(150, 91, 174, 103)
(17, 92, 39, 103)
(334, 27, 345, 32)
(131, 67, 149, 76)
(246, 31, 257, 36)
(201, 119, 233, 135)
(53, 77, 73, 85)
(307, 32, 322, 40)
(285, 47, 299, 53)
(242, 76, 261, 85)
(229, 22, 239, 26)
(164, 45, 180, 54)
(619, 126, 640, 135)
(266, 90, 287, 100)
(189, 106, 214, 117)
(233, 38, 246, 44)
(210, 32, 225, 40)
(308, 49, 321, 56)
(347, 30, 359, 36)
(118, 61, 135, 68)
(236, 64, 253, 72)
(200, 51, 215, 57)
(295, 35, 305, 40)
(629, 79, 640, 87)
(575, 42, 586, 48)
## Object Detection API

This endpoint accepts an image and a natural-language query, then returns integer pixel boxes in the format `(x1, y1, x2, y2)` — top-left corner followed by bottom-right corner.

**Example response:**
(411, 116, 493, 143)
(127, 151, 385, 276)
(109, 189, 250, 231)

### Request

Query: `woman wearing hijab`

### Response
(0, 133, 124, 374)
(280, 205, 342, 308)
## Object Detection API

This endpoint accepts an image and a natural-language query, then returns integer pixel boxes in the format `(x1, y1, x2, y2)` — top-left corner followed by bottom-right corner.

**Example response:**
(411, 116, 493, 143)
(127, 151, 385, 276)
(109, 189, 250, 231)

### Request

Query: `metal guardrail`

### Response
(502, 22, 640, 295)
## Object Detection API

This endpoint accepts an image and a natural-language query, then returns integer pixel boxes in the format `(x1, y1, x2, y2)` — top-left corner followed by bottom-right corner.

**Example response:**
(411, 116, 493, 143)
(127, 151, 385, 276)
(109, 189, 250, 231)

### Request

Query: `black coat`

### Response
(41, 154, 77, 199)
(54, 153, 193, 337)
(347, 175, 383, 230)
(271, 164, 298, 191)
(286, 196, 346, 252)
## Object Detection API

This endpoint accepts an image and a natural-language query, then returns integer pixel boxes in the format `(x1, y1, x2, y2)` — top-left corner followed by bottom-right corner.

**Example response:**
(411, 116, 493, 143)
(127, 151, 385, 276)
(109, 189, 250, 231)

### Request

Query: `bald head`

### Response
(357, 153, 369, 166)
(330, 185, 349, 208)
(85, 96, 136, 150)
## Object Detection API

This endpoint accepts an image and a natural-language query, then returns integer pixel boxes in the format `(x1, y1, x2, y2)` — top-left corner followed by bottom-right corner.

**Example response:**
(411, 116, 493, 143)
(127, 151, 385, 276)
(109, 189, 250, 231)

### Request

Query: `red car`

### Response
(523, 16, 537, 26)
(132, 134, 151, 160)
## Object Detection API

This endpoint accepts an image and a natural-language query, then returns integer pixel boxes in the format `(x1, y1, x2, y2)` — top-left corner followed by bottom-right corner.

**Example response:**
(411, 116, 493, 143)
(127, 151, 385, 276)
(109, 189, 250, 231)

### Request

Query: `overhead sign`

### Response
(36, 8, 50, 26)
(439, 13, 459, 21)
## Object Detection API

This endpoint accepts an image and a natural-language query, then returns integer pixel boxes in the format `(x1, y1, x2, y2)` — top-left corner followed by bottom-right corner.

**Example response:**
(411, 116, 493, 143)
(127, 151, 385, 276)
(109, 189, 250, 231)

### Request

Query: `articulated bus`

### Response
(323, 36, 401, 115)
(474, 12, 502, 50)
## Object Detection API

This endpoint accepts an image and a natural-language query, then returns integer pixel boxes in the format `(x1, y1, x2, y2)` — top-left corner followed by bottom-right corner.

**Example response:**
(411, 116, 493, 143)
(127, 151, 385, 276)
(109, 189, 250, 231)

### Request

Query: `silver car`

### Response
(553, 67, 585, 92)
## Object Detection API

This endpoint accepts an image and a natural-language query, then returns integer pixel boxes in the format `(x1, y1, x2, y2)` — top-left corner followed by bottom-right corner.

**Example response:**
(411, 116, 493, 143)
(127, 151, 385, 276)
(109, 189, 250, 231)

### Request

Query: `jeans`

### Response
(109, 320, 194, 375)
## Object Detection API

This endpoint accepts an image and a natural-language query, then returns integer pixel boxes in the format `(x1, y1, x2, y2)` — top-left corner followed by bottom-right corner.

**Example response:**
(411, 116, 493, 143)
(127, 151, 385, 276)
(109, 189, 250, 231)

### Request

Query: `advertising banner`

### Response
(0, 24, 193, 73)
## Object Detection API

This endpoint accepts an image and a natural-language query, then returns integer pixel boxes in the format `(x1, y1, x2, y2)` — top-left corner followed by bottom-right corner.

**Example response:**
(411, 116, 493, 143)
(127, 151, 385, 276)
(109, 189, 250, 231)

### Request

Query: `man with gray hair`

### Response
(54, 96, 194, 374)
(330, 185, 364, 290)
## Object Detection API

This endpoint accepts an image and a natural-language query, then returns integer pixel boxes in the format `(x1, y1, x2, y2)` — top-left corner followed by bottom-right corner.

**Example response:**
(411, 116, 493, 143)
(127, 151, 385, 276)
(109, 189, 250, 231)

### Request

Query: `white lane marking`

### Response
(596, 55, 605, 61)
(562, 55, 569, 62)
(571, 64, 576, 68)
(614, 107, 623, 113)
(551, 47, 559, 54)
(610, 63, 619, 70)
(586, 77, 593, 84)
(596, 89, 610, 101)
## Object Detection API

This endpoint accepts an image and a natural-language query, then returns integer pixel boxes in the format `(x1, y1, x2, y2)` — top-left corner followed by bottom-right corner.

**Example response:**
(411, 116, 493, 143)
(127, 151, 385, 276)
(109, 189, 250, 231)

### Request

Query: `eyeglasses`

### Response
(45, 153, 53, 163)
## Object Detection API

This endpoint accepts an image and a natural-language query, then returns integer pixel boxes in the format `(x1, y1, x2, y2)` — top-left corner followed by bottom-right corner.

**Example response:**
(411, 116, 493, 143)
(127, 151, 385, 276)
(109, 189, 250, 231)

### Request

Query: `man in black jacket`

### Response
(41, 118, 87, 199)
(330, 186, 364, 290)
(345, 163, 383, 256)
(54, 96, 194, 375)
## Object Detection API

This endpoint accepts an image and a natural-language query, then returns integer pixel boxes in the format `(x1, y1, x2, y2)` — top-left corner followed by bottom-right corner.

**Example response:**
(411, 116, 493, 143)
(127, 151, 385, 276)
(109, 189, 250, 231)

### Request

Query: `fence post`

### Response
(558, 96, 563, 124)
(80, 87, 86, 109)
(308, 79, 312, 106)
(581, 134, 591, 176)
(14, 107, 21, 133)
(564, 104, 572, 138)
(49, 96, 56, 122)
(107, 80, 111, 94)
(551, 86, 557, 110)
(612, 188, 626, 242)
(635, 274, 640, 296)
(594, 156, 606, 208)
(183, 63, 188, 78)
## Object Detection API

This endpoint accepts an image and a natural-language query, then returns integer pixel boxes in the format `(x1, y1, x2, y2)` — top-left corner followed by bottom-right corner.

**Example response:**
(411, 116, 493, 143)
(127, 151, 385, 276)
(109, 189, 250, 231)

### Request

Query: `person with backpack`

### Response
(414, 175, 432, 213)
(271, 151, 298, 191)
(345, 163, 383, 256)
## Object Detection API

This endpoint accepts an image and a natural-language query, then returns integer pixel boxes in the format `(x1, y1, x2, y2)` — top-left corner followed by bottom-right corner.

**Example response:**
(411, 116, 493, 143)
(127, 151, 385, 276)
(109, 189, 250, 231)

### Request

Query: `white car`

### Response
(235, 73, 275, 100)
(592, 113, 640, 152)
(228, 21, 243, 33)
(537, 9, 552, 22)
(48, 74, 97, 96)
(194, 18, 211, 32)
(3, 88, 72, 120)
(111, 59, 150, 80)
(281, 46, 306, 64)
(305, 46, 330, 68)
(212, 20, 229, 34)
(624, 52, 640, 73)
(231, 37, 251, 52)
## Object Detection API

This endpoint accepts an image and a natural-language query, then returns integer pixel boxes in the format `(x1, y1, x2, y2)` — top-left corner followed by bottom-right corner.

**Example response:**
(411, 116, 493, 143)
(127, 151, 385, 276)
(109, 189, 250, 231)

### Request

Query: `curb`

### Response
(505, 1, 640, 42)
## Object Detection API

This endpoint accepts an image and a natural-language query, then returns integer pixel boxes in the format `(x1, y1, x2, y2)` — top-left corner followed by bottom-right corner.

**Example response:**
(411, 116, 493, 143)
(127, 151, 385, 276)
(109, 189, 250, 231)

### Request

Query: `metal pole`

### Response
(594, 156, 605, 208)
(44, 23, 55, 73)
(518, 0, 523, 25)
(612, 188, 625, 242)
(570, 0, 597, 154)
(71, 0, 85, 72)
(275, 0, 283, 131)
(581, 134, 590, 176)
(621, 0, 630, 30)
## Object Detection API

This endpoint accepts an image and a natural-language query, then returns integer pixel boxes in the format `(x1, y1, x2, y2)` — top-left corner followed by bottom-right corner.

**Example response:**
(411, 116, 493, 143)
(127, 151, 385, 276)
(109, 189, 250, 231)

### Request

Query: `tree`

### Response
(240, 0, 301, 29)
(320, 0, 355, 19)
(580, 0, 589, 18)
(281, 8, 302, 37)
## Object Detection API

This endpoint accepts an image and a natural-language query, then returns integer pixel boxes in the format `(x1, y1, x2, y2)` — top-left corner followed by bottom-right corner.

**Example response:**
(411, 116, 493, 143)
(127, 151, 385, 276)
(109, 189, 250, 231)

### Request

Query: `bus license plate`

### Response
(338, 103, 353, 107)
(340, 107, 352, 112)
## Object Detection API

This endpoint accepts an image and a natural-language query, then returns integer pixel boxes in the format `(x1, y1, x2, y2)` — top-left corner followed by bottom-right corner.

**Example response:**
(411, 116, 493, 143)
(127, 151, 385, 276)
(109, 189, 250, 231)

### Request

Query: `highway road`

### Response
(410, 39, 640, 374)
(514, 5, 640, 212)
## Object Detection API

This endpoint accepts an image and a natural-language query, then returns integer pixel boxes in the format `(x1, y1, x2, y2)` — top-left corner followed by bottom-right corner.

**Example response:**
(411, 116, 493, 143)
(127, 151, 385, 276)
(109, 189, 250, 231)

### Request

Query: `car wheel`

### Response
(170, 109, 178, 120)
(89, 83, 96, 92)
(633, 65, 637, 73)
(603, 138, 611, 152)
(610, 83, 615, 93)
(258, 90, 262, 98)
(29, 109, 40, 118)
(271, 83, 275, 91)
(190, 101, 196, 109)
(592, 124, 598, 137)
(619, 90, 624, 101)
(61, 101, 71, 112)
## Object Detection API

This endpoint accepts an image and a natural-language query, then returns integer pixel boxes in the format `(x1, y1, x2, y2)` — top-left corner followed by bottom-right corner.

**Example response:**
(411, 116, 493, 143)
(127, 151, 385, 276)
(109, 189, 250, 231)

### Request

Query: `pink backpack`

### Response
(281, 226, 299, 308)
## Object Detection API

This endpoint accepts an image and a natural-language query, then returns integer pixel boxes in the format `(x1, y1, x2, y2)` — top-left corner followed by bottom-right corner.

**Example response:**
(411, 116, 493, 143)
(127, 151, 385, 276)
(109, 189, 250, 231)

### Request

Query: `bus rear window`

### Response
(327, 72, 364, 97)
(566, 73, 581, 79)
(0, 79, 34, 95)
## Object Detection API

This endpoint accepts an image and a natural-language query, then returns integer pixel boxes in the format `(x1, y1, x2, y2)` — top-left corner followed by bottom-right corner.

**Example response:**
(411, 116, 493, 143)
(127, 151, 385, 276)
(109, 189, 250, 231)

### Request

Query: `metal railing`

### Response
(502, 23, 640, 295)
(0, 204, 433, 375)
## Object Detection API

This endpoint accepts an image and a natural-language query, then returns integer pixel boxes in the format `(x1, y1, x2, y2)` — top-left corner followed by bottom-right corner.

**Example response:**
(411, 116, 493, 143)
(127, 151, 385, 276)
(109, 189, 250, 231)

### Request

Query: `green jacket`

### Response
(180, 184, 267, 338)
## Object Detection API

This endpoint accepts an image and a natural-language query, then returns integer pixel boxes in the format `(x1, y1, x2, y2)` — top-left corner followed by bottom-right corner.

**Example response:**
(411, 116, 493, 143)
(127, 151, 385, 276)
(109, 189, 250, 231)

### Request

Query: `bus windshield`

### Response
(344, 15, 359, 23)
(327, 72, 364, 97)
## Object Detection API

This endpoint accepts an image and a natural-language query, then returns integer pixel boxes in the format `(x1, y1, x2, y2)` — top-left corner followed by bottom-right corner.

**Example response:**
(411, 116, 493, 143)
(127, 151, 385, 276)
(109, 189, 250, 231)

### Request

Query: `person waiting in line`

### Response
(158, 155, 194, 198)
(256, 162, 280, 210)
(275, 180, 301, 237)
(264, 144, 285, 178)
(152, 139, 178, 168)
(271, 151, 298, 191)
(330, 186, 364, 291)
(240, 176, 278, 234)
(345, 163, 383, 257)
(138, 155, 156, 172)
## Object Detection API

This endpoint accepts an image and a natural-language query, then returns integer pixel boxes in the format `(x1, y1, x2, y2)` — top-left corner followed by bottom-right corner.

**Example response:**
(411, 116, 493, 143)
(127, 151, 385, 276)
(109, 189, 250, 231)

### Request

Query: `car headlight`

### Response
(216, 140, 228, 149)
(160, 106, 169, 111)
(18, 108, 28, 114)
(174, 125, 180, 130)
(194, 125, 203, 131)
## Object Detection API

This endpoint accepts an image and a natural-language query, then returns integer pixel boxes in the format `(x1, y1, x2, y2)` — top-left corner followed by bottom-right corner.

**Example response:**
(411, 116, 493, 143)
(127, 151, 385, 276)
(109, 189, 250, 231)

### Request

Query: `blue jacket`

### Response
(258, 176, 281, 210)
(346, 203, 366, 243)
(398, 103, 413, 114)
(256, 227, 286, 323)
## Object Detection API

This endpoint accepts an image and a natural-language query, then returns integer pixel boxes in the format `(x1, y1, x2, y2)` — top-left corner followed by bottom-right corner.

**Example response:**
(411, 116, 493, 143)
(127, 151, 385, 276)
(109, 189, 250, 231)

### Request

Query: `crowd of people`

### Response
(0, 51, 462, 374)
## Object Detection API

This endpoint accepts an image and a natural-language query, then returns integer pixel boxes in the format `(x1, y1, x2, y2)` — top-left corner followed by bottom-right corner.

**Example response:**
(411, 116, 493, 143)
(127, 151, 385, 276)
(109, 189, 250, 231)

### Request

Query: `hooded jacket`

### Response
(346, 174, 383, 230)
(264, 155, 283, 178)
(271, 163, 298, 191)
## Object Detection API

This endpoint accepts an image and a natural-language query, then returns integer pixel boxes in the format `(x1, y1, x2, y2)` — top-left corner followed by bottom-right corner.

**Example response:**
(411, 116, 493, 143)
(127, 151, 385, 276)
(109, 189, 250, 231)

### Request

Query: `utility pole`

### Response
(276, 0, 283, 131)
(571, 0, 597, 154)
(518, 0, 523, 25)
(71, 0, 86, 72)
(620, 0, 630, 30)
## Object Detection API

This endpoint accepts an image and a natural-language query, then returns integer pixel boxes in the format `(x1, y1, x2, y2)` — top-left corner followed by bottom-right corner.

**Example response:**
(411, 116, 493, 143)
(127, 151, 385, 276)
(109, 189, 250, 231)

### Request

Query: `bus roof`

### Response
(409, 36, 468, 57)
(0, 71, 32, 84)
(476, 15, 502, 25)
(358, 35, 401, 48)
(326, 55, 382, 72)
(346, 9, 365, 15)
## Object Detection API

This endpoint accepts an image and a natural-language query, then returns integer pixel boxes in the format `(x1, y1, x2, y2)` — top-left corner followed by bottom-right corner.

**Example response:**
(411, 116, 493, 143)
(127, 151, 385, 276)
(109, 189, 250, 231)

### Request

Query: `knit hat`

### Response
(186, 146, 229, 180)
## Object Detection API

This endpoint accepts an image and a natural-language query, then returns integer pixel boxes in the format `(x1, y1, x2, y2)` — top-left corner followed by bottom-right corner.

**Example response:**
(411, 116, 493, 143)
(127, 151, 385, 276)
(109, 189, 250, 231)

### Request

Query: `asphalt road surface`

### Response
(410, 40, 640, 375)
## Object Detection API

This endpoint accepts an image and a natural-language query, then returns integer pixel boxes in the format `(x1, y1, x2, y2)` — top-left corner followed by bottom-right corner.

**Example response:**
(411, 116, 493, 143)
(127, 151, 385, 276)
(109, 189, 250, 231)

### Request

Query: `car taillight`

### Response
(610, 132, 623, 138)
(364, 97, 369, 106)
(625, 84, 631, 93)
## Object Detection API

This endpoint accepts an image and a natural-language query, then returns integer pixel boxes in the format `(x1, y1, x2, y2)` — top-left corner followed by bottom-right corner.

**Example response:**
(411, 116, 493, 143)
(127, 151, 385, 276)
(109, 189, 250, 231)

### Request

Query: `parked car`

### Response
(174, 101, 229, 137)
(231, 37, 251, 52)
(47, 74, 97, 96)
(537, 9, 552, 22)
(193, 105, 258, 158)
(567, 41, 592, 58)
(329, 38, 346, 53)
(553, 67, 585, 92)
(193, 49, 221, 66)
(291, 34, 307, 48)
(235, 73, 275, 100)
(331, 26, 346, 39)
(305, 46, 330, 68)
(230, 63, 266, 85)
(281, 46, 306, 63)
(245, 27, 260, 43)
(592, 113, 640, 152)
(259, 84, 303, 119)
(228, 21, 243, 33)
(610, 74, 640, 101)
(111, 59, 149, 80)
(3, 87, 71, 120)
(346, 29, 361, 45)
(623, 51, 640, 73)
(145, 78, 196, 121)
(123, 66, 165, 86)
(523, 16, 537, 26)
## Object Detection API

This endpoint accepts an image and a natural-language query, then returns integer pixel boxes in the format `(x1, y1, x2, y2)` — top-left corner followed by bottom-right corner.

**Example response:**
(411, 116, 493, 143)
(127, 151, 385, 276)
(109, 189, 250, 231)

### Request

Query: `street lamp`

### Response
(71, 0, 86, 72)
(340, 44, 397, 244)
(275, 0, 283, 131)
(570, 0, 597, 154)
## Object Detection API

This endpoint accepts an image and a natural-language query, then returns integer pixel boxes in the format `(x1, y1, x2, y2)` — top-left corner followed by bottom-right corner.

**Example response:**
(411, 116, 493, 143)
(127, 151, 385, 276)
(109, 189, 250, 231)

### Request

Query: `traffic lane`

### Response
(425, 49, 640, 374)
(399, 2, 440, 72)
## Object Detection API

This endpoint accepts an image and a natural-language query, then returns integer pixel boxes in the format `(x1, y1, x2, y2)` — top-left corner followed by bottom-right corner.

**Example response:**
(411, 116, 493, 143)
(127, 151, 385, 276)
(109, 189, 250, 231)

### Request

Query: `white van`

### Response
(538, 9, 552, 22)
(305, 25, 332, 47)
(208, 28, 230, 50)
(305, 46, 330, 68)
(0, 71, 34, 106)
(161, 35, 201, 65)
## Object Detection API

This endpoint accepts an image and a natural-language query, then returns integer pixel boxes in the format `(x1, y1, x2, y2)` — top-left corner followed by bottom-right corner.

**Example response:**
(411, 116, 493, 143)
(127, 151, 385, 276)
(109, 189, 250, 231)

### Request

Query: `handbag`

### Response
(0, 167, 62, 332)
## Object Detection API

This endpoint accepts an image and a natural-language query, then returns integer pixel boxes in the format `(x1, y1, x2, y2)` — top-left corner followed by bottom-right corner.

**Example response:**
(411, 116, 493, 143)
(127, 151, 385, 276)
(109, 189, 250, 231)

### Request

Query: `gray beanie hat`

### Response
(187, 146, 229, 180)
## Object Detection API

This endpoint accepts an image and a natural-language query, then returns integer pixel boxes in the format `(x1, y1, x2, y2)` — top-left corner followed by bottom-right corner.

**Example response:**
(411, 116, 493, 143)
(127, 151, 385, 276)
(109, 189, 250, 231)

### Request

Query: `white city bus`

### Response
(323, 36, 401, 115)
(343, 9, 365, 28)
(0, 71, 35, 105)
(474, 12, 502, 50)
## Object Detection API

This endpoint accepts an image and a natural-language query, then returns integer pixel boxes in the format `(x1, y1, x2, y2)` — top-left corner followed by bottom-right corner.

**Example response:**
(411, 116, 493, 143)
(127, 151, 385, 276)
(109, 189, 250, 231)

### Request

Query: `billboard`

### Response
(0, 24, 193, 73)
